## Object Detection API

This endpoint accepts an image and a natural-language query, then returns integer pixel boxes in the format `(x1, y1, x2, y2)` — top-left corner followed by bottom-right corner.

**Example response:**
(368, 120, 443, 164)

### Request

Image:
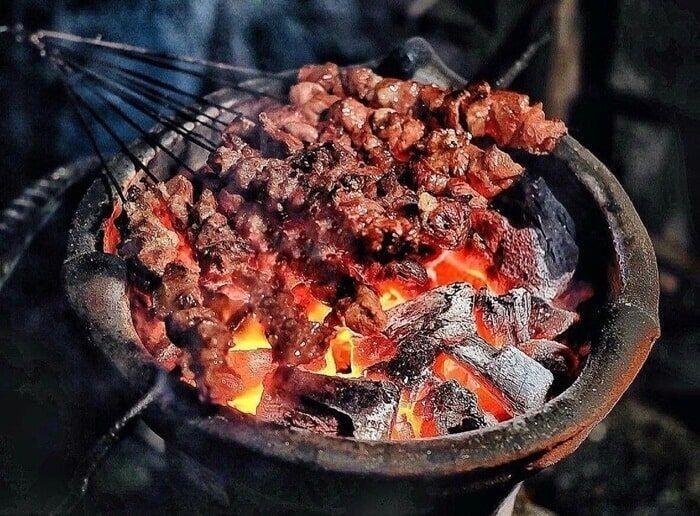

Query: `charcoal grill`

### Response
(62, 38, 660, 515)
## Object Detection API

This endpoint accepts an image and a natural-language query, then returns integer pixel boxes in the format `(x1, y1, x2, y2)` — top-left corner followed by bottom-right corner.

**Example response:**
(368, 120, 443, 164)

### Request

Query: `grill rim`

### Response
(62, 37, 660, 481)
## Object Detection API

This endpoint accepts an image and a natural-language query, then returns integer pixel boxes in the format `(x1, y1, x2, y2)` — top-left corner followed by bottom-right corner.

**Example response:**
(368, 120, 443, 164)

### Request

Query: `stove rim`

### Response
(62, 37, 660, 480)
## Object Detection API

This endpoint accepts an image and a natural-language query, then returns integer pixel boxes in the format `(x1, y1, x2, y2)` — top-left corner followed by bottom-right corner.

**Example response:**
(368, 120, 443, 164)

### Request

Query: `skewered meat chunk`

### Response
(119, 61, 581, 441)
(297, 62, 345, 96)
(163, 175, 194, 229)
(120, 187, 180, 277)
(341, 66, 382, 101)
(165, 306, 239, 404)
(342, 285, 387, 335)
(153, 262, 202, 318)
(464, 82, 567, 153)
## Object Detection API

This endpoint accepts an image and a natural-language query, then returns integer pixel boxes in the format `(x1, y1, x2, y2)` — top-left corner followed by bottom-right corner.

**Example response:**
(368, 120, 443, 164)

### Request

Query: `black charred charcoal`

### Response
(528, 295, 578, 340)
(474, 288, 531, 346)
(415, 380, 492, 435)
(385, 282, 484, 346)
(474, 288, 577, 346)
(264, 367, 400, 440)
(517, 339, 580, 384)
(256, 392, 342, 437)
(449, 344, 553, 413)
(381, 333, 441, 389)
(492, 175, 578, 282)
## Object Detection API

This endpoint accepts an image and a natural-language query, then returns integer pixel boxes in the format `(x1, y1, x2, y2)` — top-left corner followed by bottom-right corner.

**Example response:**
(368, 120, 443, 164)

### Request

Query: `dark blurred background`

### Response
(0, 1, 698, 514)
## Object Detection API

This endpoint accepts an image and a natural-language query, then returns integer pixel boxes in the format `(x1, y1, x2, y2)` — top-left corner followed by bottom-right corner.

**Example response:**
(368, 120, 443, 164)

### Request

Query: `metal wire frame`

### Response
(23, 27, 280, 200)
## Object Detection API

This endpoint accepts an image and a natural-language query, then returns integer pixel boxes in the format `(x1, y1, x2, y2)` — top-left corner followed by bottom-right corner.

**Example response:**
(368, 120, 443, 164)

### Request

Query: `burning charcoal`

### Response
(414, 380, 492, 436)
(474, 288, 577, 346)
(517, 339, 579, 383)
(492, 176, 578, 288)
(449, 344, 553, 413)
(528, 295, 578, 340)
(385, 282, 483, 346)
(262, 367, 400, 440)
(469, 207, 572, 300)
(381, 333, 441, 389)
(256, 388, 342, 437)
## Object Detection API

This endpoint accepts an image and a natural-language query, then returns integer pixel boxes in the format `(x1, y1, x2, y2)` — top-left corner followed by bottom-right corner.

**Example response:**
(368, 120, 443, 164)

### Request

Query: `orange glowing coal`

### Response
(226, 248, 503, 425)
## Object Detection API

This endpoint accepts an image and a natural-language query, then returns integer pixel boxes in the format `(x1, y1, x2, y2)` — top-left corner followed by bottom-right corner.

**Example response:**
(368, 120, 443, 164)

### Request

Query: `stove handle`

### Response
(0, 157, 98, 292)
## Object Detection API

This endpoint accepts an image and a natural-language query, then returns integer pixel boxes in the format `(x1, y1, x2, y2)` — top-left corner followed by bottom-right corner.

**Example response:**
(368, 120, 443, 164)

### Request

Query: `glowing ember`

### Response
(397, 399, 422, 437)
(379, 287, 408, 311)
(434, 353, 512, 421)
(228, 382, 265, 414)
(311, 327, 363, 378)
(426, 250, 489, 289)
(231, 316, 271, 350)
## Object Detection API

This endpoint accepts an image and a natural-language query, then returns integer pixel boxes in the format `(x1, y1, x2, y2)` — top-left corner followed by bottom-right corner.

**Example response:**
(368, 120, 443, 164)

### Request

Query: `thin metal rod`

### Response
(49, 56, 159, 182)
(495, 32, 552, 89)
(46, 41, 261, 124)
(34, 28, 276, 78)
(67, 52, 226, 139)
(87, 86, 199, 175)
(50, 370, 170, 515)
(109, 68, 229, 129)
(53, 43, 260, 126)
(64, 85, 127, 202)
(51, 50, 220, 152)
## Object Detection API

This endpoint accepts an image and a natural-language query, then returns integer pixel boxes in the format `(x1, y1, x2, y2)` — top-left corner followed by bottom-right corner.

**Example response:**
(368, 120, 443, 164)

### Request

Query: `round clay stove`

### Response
(63, 39, 660, 514)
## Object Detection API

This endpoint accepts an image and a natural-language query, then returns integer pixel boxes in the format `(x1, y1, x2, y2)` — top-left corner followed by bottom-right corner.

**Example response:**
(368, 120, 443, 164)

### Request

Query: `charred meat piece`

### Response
(419, 195, 471, 249)
(411, 129, 523, 198)
(297, 62, 345, 96)
(464, 82, 567, 153)
(166, 306, 240, 404)
(253, 284, 337, 366)
(207, 134, 260, 176)
(342, 285, 387, 335)
(381, 259, 429, 288)
(120, 186, 180, 277)
(153, 262, 202, 318)
(370, 108, 425, 161)
(195, 212, 252, 277)
(163, 175, 194, 229)
(260, 367, 400, 440)
(414, 380, 492, 436)
(259, 107, 318, 155)
(341, 66, 382, 101)
(372, 78, 421, 114)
